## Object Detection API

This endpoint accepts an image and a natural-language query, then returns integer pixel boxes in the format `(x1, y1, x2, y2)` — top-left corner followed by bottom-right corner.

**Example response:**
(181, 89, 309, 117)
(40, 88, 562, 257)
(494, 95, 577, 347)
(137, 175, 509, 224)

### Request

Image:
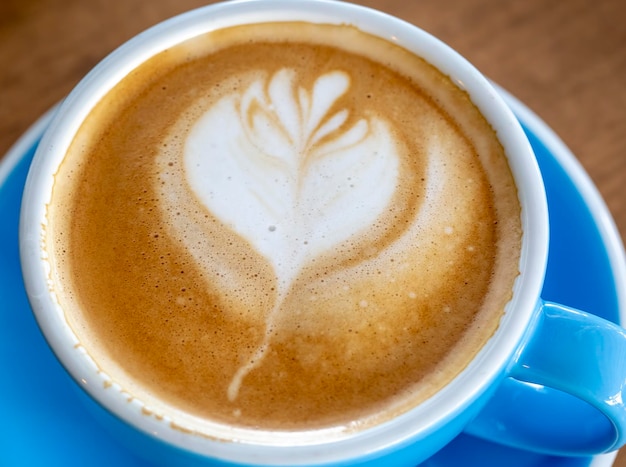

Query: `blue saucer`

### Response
(1, 90, 624, 466)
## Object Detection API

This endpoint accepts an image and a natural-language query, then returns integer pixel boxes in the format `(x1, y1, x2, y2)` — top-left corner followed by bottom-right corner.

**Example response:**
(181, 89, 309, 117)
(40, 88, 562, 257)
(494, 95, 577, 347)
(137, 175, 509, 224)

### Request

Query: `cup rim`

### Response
(18, 0, 549, 464)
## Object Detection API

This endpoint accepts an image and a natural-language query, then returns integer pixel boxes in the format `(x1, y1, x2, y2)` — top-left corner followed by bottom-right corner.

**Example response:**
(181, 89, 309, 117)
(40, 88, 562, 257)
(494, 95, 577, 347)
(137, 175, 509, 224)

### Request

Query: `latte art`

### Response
(50, 22, 521, 433)
(183, 69, 398, 284)
(158, 68, 400, 399)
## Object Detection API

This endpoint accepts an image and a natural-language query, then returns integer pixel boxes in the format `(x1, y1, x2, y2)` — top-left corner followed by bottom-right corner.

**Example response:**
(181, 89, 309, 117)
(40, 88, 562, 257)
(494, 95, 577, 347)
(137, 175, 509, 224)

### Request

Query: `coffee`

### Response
(48, 21, 521, 433)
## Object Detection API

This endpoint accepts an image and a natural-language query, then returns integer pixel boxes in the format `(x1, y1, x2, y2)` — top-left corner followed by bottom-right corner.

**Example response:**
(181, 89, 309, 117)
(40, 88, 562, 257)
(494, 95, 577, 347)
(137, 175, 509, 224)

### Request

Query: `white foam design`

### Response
(185, 69, 398, 290)
(179, 69, 401, 400)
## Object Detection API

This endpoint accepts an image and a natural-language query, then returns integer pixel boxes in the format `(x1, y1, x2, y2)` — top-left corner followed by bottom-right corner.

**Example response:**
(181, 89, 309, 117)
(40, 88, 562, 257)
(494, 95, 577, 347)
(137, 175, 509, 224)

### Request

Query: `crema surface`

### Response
(49, 22, 521, 432)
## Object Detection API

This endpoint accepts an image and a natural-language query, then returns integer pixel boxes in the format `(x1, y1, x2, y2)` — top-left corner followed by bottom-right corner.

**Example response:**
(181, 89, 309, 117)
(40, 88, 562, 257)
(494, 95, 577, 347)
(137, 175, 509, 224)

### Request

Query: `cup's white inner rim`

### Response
(19, 0, 549, 463)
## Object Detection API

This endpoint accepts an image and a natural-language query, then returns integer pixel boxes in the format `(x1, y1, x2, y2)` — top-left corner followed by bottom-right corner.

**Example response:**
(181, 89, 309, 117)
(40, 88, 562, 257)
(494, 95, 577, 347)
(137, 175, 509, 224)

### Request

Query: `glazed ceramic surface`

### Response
(0, 90, 623, 466)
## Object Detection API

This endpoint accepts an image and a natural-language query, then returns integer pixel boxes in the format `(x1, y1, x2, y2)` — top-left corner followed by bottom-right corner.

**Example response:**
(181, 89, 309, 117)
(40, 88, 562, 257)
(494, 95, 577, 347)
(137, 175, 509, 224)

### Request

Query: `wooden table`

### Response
(1, 0, 625, 465)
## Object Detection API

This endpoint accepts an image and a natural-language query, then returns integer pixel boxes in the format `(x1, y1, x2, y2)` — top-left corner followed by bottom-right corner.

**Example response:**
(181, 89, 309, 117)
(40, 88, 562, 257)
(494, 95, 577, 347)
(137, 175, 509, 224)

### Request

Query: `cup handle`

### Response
(465, 301, 626, 456)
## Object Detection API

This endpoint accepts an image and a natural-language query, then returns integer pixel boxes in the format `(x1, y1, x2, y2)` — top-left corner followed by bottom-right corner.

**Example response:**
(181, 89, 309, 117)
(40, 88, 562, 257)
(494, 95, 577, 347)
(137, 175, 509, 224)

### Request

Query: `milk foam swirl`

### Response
(185, 69, 398, 288)
(159, 68, 401, 399)
(154, 61, 498, 406)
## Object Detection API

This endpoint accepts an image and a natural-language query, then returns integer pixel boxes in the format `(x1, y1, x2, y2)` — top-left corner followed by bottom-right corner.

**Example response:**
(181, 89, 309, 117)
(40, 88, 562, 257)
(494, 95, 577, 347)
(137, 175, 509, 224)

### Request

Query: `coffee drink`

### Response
(48, 21, 521, 433)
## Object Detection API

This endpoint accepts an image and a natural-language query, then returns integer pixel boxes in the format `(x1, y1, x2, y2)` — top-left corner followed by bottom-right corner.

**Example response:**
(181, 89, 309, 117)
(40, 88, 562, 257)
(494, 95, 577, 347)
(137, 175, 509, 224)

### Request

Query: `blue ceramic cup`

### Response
(18, 1, 626, 465)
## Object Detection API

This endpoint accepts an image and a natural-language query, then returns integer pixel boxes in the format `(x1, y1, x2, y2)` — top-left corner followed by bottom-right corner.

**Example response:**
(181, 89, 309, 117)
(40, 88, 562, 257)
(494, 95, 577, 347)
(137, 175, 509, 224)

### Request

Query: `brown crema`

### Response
(48, 22, 521, 433)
